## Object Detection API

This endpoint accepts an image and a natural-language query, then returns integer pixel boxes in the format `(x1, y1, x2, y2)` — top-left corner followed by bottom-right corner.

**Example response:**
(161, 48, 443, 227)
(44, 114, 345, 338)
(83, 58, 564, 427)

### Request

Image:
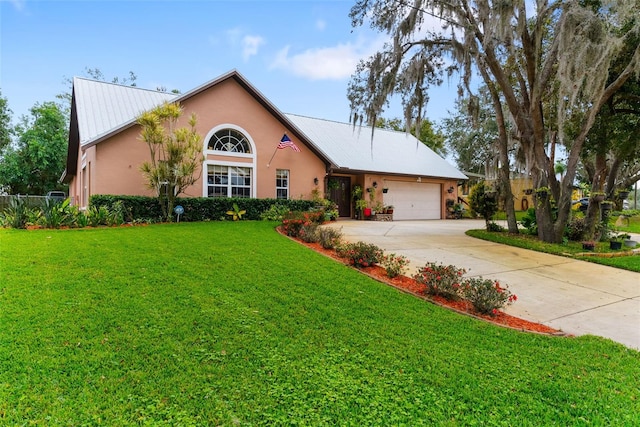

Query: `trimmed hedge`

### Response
(89, 195, 317, 222)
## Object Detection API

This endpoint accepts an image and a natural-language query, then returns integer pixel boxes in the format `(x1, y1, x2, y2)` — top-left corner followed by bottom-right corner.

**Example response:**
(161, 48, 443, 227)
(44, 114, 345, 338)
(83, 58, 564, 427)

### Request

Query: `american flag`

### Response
(277, 134, 300, 152)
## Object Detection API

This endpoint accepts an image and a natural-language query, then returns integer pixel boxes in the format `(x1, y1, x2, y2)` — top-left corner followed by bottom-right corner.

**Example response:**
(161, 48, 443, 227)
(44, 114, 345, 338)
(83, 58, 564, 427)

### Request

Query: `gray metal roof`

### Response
(285, 114, 467, 180)
(73, 77, 176, 145)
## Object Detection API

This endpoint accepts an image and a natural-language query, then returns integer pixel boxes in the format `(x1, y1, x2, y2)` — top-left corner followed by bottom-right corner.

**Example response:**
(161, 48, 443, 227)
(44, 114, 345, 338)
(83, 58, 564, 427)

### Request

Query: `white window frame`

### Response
(276, 169, 289, 200)
(203, 160, 257, 198)
(203, 124, 256, 159)
(202, 124, 257, 198)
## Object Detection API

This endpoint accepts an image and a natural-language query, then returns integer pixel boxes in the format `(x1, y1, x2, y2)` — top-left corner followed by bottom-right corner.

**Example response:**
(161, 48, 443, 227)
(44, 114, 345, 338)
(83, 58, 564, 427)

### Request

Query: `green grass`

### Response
(613, 212, 640, 234)
(467, 229, 640, 272)
(493, 210, 527, 222)
(1, 222, 639, 425)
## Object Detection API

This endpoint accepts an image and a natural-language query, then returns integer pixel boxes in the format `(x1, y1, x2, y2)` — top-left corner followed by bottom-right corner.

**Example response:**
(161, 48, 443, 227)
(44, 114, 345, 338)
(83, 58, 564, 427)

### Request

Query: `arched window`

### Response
(207, 128, 251, 153)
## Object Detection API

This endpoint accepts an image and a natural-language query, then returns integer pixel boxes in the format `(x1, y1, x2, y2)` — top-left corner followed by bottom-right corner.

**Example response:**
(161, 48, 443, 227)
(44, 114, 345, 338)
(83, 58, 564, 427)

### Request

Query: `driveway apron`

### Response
(325, 219, 640, 350)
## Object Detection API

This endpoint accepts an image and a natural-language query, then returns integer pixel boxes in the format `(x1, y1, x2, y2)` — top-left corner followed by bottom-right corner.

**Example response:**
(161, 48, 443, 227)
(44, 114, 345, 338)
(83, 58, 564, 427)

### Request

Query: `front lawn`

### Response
(1, 222, 639, 425)
(613, 211, 640, 234)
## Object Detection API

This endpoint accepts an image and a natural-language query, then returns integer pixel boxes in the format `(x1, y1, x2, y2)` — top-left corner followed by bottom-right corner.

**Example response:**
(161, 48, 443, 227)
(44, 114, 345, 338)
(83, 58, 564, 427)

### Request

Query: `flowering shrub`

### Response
(413, 262, 466, 300)
(336, 241, 383, 268)
(381, 253, 410, 278)
(462, 277, 517, 315)
(318, 227, 342, 249)
(281, 211, 324, 238)
(299, 223, 320, 243)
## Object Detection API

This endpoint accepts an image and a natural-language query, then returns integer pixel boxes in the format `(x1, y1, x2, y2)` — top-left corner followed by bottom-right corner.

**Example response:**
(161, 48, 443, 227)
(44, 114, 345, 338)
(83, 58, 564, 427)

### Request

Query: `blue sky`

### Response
(1, 0, 459, 126)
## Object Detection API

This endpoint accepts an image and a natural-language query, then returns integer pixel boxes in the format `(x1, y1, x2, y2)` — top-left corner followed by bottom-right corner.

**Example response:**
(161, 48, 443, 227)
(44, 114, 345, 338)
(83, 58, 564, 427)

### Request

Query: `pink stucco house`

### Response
(63, 70, 466, 220)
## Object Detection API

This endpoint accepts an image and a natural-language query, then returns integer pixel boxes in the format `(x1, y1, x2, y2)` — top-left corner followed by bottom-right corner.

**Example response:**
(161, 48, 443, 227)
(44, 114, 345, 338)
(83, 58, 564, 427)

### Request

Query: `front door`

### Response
(328, 176, 351, 217)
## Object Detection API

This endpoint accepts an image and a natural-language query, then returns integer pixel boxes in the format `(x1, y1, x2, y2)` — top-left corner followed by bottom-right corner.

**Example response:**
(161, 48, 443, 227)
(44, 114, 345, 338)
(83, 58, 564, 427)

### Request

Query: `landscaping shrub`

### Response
(90, 195, 317, 222)
(335, 241, 383, 268)
(39, 198, 74, 229)
(462, 277, 517, 315)
(106, 200, 126, 226)
(413, 262, 466, 300)
(90, 195, 163, 222)
(281, 211, 324, 238)
(299, 223, 320, 243)
(468, 181, 498, 229)
(519, 208, 538, 235)
(565, 216, 587, 241)
(381, 253, 410, 278)
(260, 204, 290, 221)
(0, 196, 31, 229)
(75, 210, 89, 228)
(317, 227, 342, 249)
(486, 221, 505, 232)
(86, 205, 110, 227)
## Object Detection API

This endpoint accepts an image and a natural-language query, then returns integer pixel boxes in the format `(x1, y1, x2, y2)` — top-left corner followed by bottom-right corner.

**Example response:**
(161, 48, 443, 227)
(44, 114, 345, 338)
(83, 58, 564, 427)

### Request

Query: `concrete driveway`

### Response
(325, 219, 640, 350)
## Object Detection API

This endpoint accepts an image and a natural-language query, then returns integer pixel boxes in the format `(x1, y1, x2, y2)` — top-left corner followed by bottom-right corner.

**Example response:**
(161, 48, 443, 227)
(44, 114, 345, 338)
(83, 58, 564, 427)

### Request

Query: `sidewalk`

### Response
(326, 220, 640, 350)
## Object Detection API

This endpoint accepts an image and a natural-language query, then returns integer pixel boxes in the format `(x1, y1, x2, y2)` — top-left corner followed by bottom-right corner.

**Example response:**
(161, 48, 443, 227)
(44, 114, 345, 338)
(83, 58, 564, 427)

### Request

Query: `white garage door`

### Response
(383, 181, 441, 220)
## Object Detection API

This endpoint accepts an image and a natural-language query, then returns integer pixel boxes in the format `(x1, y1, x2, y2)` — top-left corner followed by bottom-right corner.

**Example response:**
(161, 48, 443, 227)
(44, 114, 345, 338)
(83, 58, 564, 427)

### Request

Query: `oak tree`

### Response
(348, 0, 640, 242)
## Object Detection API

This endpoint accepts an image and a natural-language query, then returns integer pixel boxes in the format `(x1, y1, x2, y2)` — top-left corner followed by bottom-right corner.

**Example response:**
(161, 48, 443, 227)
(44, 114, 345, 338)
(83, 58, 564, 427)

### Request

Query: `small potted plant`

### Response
(600, 201, 613, 212)
(581, 241, 596, 251)
(609, 231, 630, 250)
(373, 201, 384, 216)
(385, 205, 394, 214)
(355, 199, 368, 219)
(616, 188, 630, 200)
(535, 186, 550, 198)
(453, 203, 464, 218)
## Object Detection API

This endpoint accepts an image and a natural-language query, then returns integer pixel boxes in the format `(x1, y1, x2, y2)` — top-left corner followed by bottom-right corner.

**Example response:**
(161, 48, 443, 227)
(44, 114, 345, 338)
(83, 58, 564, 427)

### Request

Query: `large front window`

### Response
(207, 165, 252, 198)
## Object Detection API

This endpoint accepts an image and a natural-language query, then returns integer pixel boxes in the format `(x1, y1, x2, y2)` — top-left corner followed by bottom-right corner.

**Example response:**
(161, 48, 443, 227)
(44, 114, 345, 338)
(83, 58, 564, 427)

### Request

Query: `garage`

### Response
(383, 181, 442, 220)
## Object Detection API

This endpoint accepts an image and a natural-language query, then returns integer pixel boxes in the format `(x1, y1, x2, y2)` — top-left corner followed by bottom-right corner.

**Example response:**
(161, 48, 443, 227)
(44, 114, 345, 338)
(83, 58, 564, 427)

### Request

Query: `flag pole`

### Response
(267, 146, 279, 167)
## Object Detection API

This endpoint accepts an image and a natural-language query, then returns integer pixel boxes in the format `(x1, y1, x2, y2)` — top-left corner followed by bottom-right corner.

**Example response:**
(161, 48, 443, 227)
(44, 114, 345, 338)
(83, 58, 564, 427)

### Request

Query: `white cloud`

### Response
(212, 28, 265, 62)
(242, 35, 265, 62)
(269, 37, 385, 81)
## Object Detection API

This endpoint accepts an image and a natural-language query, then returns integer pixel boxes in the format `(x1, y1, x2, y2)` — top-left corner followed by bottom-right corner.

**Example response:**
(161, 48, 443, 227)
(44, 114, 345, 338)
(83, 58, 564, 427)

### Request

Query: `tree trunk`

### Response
(584, 153, 608, 240)
(481, 69, 519, 233)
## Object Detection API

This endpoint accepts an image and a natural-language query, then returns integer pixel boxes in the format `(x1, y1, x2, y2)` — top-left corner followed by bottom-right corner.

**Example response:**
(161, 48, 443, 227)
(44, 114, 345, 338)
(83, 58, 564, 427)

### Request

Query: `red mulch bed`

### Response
(298, 239, 563, 336)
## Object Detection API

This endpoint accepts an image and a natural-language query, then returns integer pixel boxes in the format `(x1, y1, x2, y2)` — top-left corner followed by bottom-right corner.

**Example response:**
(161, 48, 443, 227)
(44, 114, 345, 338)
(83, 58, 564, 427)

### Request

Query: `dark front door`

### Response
(328, 176, 351, 217)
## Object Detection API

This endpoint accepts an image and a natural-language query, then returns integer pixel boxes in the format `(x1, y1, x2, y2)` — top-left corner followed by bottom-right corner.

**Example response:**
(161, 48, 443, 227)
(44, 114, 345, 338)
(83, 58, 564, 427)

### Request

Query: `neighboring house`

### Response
(63, 70, 467, 220)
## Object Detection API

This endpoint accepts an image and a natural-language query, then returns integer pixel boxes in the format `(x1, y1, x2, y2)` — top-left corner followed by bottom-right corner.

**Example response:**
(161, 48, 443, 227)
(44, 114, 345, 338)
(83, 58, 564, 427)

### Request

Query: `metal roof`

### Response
(285, 114, 467, 180)
(73, 77, 177, 145)
(70, 73, 466, 180)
